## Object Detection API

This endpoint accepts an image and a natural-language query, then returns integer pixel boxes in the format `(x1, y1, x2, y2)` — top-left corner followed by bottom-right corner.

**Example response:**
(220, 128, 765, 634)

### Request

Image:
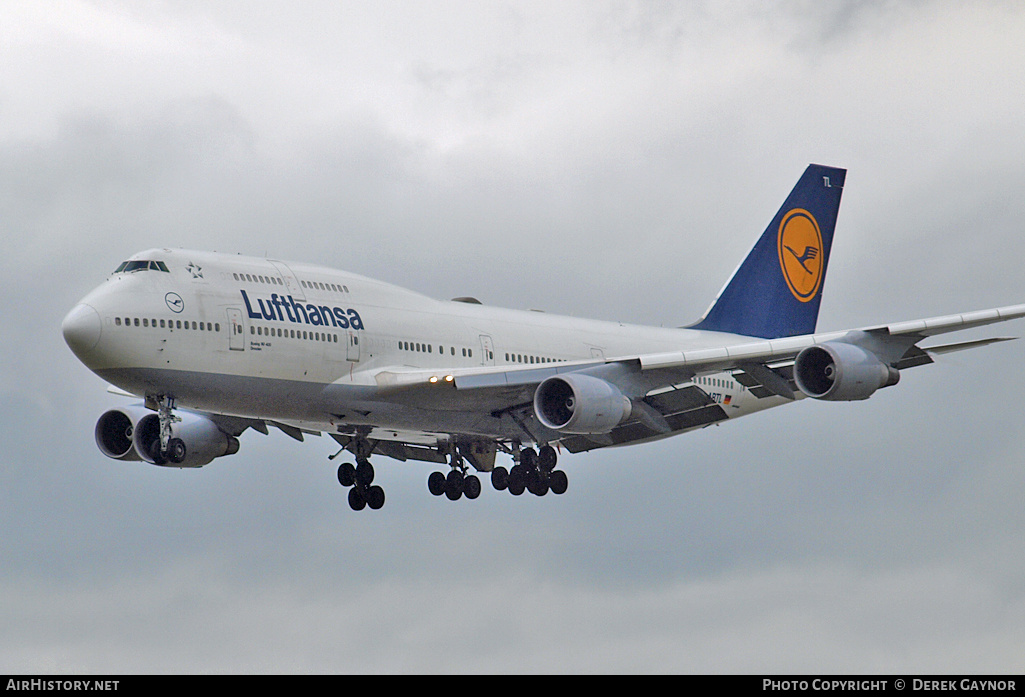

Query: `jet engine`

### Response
(533, 373, 633, 434)
(95, 406, 151, 461)
(131, 410, 240, 468)
(793, 342, 900, 401)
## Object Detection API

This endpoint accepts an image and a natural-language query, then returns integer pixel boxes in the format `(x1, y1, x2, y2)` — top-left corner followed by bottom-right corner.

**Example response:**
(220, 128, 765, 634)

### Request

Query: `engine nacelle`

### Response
(794, 342, 900, 401)
(533, 373, 633, 434)
(95, 406, 152, 461)
(133, 411, 240, 468)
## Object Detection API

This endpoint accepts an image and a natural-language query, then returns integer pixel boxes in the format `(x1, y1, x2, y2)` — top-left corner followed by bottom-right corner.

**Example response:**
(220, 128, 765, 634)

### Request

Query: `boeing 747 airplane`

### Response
(63, 165, 1025, 510)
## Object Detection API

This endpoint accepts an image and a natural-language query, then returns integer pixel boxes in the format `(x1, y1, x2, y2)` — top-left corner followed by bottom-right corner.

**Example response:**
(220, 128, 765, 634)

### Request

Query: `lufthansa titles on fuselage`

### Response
(241, 290, 364, 329)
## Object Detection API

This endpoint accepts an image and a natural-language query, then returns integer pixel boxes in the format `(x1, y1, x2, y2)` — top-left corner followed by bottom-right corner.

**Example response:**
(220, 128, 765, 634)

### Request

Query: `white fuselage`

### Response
(65, 248, 781, 446)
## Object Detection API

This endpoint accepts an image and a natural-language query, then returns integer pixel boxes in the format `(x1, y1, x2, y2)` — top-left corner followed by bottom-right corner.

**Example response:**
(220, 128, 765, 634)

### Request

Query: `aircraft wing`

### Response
(372, 303, 1025, 397)
(634, 303, 1025, 376)
(359, 303, 1025, 453)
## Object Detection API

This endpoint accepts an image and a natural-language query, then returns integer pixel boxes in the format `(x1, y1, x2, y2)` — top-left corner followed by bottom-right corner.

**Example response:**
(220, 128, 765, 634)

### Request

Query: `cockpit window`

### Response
(114, 260, 170, 273)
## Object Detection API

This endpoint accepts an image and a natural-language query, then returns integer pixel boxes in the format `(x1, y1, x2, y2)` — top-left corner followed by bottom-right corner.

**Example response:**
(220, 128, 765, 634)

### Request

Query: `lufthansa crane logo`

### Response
(777, 208, 824, 303)
(165, 292, 184, 313)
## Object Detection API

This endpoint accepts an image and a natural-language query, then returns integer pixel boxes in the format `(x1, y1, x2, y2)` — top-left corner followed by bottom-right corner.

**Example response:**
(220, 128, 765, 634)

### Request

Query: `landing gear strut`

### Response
(335, 438, 385, 511)
(147, 395, 186, 465)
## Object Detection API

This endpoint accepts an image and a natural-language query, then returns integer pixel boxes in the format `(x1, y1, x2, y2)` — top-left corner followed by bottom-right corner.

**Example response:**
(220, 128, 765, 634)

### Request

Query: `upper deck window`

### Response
(114, 260, 170, 274)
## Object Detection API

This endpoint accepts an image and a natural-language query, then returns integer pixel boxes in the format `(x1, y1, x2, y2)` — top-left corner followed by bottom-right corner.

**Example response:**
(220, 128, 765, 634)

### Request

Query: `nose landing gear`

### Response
(141, 394, 185, 465)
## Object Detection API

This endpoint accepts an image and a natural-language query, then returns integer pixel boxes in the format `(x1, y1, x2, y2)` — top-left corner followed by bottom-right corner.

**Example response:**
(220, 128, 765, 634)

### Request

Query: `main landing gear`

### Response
(427, 451, 482, 501)
(491, 445, 568, 497)
(428, 444, 568, 501)
(335, 439, 385, 511)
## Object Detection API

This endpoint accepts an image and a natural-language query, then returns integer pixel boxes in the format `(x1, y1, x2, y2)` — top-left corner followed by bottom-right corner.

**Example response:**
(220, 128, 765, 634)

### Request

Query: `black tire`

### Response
(520, 448, 537, 469)
(428, 471, 446, 496)
(538, 445, 557, 472)
(463, 475, 481, 499)
(549, 469, 568, 495)
(355, 459, 375, 487)
(527, 466, 542, 489)
(348, 486, 366, 511)
(445, 470, 463, 500)
(366, 485, 385, 510)
(146, 438, 167, 466)
(491, 466, 509, 491)
(446, 469, 463, 490)
(337, 462, 356, 487)
(167, 438, 187, 464)
(508, 470, 525, 496)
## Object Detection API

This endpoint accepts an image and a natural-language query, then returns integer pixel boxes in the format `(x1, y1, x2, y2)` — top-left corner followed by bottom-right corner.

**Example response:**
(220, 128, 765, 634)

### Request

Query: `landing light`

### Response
(445, 375, 454, 382)
(429, 376, 439, 384)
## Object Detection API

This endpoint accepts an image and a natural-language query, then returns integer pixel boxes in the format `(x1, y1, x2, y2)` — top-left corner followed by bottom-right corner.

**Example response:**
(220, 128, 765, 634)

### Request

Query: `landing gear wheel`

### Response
(355, 459, 375, 487)
(146, 438, 167, 466)
(463, 474, 481, 500)
(348, 486, 367, 511)
(337, 462, 356, 487)
(528, 477, 549, 497)
(549, 469, 568, 495)
(538, 445, 557, 472)
(366, 485, 385, 510)
(167, 438, 187, 464)
(491, 466, 509, 491)
(507, 467, 525, 496)
(445, 470, 464, 500)
(428, 471, 446, 496)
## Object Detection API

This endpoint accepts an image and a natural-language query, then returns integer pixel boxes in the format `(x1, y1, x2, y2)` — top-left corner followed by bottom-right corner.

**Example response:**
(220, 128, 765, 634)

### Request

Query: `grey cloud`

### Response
(4, 0, 1025, 673)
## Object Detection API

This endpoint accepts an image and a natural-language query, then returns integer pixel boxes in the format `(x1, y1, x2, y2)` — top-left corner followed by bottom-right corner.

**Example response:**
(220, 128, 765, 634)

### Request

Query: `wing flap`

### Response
(645, 384, 715, 414)
(559, 388, 728, 453)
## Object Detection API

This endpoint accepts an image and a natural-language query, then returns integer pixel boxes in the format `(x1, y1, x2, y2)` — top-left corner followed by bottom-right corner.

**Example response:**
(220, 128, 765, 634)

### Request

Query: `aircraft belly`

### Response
(94, 366, 523, 441)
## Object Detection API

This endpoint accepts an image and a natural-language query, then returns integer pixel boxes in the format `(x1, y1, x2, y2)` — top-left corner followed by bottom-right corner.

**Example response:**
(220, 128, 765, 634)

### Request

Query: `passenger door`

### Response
(346, 330, 361, 362)
(226, 308, 245, 351)
(479, 335, 495, 366)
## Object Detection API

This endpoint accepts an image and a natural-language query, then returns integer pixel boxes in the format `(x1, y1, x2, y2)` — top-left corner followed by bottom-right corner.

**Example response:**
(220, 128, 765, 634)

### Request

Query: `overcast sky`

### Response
(3, 0, 1025, 674)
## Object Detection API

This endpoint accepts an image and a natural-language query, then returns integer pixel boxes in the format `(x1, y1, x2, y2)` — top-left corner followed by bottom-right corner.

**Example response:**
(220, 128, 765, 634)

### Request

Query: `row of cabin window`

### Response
(399, 341, 472, 358)
(251, 325, 339, 343)
(115, 317, 219, 332)
(302, 279, 349, 293)
(506, 353, 564, 365)
(697, 376, 733, 388)
(234, 272, 285, 286)
(232, 272, 349, 294)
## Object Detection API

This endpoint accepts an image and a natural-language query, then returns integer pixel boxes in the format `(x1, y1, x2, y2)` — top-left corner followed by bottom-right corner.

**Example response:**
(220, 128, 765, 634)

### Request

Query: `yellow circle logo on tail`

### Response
(777, 208, 824, 303)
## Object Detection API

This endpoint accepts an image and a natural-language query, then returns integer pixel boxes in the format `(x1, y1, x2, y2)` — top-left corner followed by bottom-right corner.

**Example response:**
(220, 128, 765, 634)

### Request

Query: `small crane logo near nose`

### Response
(165, 292, 184, 313)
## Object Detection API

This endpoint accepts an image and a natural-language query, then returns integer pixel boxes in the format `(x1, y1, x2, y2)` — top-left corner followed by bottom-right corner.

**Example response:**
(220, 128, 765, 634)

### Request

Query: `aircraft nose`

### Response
(62, 303, 103, 357)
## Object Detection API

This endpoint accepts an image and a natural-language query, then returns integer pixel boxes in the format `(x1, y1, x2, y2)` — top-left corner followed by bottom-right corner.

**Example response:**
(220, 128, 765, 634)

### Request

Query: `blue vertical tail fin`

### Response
(689, 164, 846, 339)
